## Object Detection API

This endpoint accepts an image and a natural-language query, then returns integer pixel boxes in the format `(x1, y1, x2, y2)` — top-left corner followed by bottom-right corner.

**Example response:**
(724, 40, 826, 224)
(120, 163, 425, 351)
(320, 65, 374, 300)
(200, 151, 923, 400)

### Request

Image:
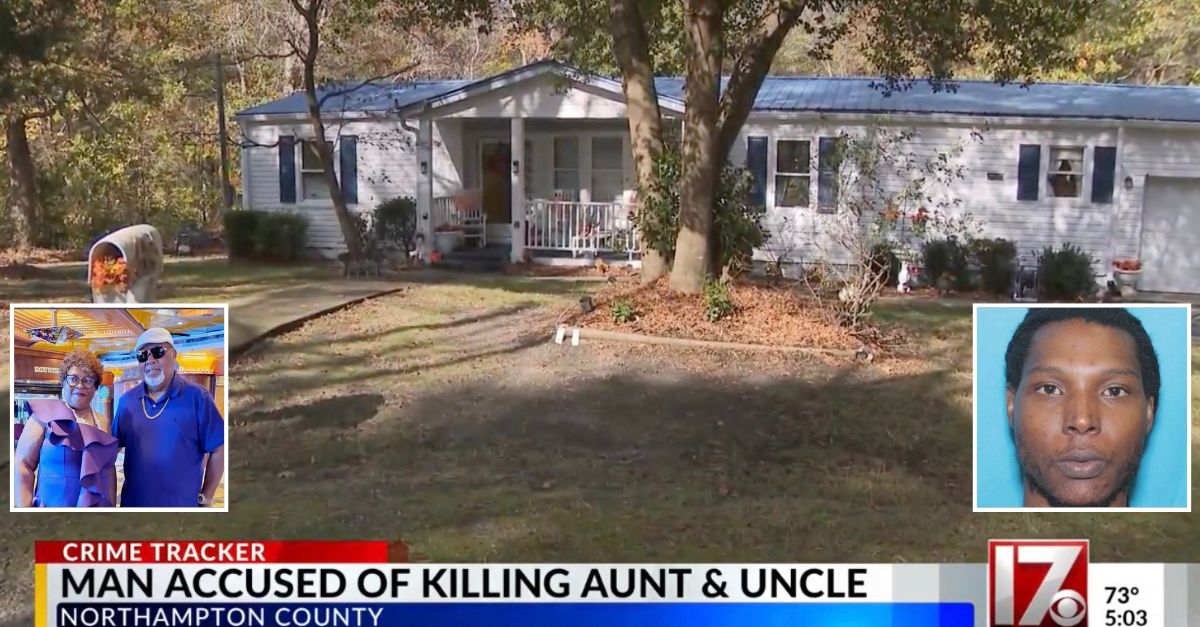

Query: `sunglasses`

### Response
(136, 346, 170, 363)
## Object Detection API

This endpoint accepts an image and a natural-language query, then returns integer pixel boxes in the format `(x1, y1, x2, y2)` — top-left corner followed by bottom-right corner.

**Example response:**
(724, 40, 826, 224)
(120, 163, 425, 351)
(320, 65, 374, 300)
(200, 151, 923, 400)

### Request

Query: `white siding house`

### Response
(235, 61, 1200, 293)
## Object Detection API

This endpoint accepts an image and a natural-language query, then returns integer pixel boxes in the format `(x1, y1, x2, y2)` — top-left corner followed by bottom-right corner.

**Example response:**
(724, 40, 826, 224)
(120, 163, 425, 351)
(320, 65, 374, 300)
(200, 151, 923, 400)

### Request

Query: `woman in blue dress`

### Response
(14, 349, 119, 507)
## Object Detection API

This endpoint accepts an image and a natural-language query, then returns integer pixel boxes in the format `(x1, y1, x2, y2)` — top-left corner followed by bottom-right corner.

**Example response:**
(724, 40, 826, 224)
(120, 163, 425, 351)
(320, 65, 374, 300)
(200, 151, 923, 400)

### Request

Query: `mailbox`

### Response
(88, 224, 164, 303)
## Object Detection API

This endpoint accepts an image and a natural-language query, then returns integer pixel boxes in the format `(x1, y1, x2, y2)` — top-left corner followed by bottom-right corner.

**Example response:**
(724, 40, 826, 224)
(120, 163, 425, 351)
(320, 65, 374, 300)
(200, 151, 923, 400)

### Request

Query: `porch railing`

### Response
(431, 195, 457, 229)
(432, 192, 486, 247)
(524, 200, 639, 259)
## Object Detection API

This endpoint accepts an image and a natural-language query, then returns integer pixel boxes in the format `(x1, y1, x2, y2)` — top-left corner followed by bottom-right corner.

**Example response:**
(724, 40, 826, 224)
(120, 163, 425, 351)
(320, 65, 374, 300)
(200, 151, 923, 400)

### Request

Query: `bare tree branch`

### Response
(316, 62, 421, 108)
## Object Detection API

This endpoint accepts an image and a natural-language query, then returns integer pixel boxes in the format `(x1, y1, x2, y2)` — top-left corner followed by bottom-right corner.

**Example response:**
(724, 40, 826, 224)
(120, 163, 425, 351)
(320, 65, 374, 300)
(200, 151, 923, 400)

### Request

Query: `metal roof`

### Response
(238, 61, 1200, 124)
(652, 76, 1200, 123)
(236, 80, 473, 117)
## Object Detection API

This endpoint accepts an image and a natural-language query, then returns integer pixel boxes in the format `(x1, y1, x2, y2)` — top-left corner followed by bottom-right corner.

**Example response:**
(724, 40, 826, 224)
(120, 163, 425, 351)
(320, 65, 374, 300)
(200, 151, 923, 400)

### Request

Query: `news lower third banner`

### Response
(32, 541, 1199, 627)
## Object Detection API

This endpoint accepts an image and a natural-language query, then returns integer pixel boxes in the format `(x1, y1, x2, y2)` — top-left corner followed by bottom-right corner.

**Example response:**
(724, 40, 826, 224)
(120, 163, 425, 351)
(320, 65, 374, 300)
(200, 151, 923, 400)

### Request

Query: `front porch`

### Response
(405, 65, 674, 267)
(431, 192, 640, 263)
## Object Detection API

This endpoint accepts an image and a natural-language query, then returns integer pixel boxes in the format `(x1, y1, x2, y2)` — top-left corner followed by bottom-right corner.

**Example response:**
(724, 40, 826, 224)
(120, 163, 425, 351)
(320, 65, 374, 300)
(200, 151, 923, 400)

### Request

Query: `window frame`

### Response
(773, 138, 813, 209)
(589, 135, 625, 204)
(298, 139, 333, 202)
(552, 136, 581, 197)
(1046, 145, 1087, 200)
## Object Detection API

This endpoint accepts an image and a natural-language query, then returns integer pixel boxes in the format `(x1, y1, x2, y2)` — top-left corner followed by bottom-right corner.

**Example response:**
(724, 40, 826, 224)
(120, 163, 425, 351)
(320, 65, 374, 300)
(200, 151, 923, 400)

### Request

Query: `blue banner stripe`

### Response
(56, 602, 973, 627)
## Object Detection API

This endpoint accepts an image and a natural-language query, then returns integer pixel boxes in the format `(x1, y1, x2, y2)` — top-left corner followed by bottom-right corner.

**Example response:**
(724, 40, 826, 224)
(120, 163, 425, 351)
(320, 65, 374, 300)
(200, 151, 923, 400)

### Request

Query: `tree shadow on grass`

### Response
(2, 351, 1196, 621)
(240, 394, 383, 430)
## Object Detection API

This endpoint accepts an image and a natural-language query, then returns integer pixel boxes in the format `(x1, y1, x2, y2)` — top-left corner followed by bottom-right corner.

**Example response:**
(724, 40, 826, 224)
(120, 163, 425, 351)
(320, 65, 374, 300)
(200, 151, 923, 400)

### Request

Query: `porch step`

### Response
(437, 244, 508, 273)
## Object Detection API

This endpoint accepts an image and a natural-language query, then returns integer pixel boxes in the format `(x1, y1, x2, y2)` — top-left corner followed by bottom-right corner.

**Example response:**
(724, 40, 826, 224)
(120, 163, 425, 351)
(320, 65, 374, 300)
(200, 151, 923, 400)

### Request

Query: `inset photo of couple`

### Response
(9, 304, 228, 512)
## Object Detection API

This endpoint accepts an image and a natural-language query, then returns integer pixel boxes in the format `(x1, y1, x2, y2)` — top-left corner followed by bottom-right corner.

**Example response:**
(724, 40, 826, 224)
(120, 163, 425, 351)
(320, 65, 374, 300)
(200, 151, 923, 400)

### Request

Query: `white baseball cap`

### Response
(135, 327, 175, 350)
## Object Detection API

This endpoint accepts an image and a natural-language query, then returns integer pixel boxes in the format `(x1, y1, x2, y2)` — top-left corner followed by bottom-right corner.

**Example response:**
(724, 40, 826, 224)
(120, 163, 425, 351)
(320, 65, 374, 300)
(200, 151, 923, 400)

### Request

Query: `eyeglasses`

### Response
(136, 346, 170, 363)
(64, 375, 98, 390)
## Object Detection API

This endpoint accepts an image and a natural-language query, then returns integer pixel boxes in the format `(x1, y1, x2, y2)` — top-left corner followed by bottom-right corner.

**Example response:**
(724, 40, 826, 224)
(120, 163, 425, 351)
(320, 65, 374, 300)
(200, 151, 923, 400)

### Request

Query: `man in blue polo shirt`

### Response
(113, 327, 225, 507)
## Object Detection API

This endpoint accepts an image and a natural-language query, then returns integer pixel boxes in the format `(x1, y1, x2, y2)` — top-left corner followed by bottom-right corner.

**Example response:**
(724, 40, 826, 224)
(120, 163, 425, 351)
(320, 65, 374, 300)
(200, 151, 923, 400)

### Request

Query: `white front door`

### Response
(1139, 176, 1200, 293)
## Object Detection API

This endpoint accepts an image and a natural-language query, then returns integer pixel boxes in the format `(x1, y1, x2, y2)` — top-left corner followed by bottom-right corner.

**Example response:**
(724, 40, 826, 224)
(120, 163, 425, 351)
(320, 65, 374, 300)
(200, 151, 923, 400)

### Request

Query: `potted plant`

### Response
(90, 256, 130, 302)
(432, 224, 464, 255)
(1112, 258, 1143, 295)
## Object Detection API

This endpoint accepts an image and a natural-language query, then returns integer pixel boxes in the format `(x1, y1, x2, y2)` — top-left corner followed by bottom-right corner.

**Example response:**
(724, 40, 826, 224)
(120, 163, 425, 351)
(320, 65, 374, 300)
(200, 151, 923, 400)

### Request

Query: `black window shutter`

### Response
(339, 136, 358, 204)
(1017, 144, 1041, 201)
(746, 136, 767, 208)
(278, 135, 296, 204)
(1092, 146, 1117, 204)
(817, 137, 839, 213)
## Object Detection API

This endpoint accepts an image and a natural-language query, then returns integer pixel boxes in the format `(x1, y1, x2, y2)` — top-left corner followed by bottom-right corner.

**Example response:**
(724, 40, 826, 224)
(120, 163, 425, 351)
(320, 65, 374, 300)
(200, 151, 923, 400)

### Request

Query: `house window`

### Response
(553, 136, 580, 197)
(591, 136, 624, 204)
(1048, 146, 1084, 198)
(300, 140, 328, 200)
(775, 140, 811, 207)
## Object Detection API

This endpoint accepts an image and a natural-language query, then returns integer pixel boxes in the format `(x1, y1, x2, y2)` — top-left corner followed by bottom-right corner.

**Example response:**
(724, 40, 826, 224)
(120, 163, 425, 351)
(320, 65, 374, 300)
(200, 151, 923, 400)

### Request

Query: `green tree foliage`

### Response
(1049, 0, 1199, 84)
(517, 0, 1095, 293)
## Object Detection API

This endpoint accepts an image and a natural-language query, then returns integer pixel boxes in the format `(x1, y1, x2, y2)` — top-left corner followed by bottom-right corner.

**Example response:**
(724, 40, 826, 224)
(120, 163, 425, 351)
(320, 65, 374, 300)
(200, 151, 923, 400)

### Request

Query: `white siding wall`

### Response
(1119, 129, 1200, 261)
(436, 75, 632, 119)
(239, 118, 461, 256)
(737, 118, 1137, 271)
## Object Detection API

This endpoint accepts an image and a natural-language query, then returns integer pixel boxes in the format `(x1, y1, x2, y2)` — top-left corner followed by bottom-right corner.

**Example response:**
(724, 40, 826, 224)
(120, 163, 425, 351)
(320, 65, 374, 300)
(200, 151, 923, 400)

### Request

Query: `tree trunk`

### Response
(669, 0, 723, 294)
(607, 0, 669, 283)
(716, 2, 805, 161)
(297, 0, 364, 261)
(6, 115, 39, 251)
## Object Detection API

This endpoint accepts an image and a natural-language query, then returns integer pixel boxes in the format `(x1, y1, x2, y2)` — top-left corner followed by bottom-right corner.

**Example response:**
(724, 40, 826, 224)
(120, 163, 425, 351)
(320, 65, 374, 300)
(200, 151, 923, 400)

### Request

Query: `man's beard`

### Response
(1018, 437, 1144, 508)
(145, 370, 166, 388)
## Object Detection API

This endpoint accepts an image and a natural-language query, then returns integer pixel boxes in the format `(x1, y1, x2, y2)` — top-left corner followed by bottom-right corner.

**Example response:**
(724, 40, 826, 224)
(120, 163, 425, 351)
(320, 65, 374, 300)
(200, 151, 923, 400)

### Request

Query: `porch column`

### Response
(418, 115, 433, 242)
(510, 117, 526, 263)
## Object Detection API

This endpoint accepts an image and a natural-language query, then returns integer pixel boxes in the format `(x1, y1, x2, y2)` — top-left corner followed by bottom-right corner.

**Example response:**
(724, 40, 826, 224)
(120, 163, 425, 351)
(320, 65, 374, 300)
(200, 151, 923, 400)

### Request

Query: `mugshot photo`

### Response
(973, 304, 1191, 511)
(10, 304, 228, 511)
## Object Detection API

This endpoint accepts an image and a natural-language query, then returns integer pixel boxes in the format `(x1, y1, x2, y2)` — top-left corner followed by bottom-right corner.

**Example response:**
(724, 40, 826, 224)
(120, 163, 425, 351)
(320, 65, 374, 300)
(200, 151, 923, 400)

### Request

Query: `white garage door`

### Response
(1139, 177, 1200, 293)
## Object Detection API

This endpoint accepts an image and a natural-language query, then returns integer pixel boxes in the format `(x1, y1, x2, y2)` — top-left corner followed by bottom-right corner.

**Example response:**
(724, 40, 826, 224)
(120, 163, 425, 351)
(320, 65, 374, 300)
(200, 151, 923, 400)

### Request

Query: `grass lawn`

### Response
(0, 274, 1196, 623)
(0, 257, 344, 304)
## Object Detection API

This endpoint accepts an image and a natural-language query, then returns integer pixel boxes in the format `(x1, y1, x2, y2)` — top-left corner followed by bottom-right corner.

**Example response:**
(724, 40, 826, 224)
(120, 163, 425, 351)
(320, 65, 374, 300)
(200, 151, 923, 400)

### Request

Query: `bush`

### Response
(974, 238, 1017, 295)
(374, 196, 417, 253)
(223, 210, 260, 259)
(1038, 244, 1097, 301)
(869, 244, 901, 287)
(714, 168, 769, 277)
(611, 297, 637, 324)
(922, 238, 971, 290)
(635, 145, 769, 275)
(703, 278, 736, 322)
(253, 213, 309, 261)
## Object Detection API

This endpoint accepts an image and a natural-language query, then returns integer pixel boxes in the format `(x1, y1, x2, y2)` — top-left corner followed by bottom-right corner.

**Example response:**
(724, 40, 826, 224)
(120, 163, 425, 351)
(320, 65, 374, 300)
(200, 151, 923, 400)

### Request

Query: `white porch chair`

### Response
(452, 190, 486, 248)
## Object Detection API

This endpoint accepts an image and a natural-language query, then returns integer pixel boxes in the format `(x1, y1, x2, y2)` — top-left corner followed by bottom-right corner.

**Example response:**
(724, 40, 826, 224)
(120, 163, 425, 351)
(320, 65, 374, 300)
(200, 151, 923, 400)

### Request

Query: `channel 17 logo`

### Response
(989, 540, 1089, 627)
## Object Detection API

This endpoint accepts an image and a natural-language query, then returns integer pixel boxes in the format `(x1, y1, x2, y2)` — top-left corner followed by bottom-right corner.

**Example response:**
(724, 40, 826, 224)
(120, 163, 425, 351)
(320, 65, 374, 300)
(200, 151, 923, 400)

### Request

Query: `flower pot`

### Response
(433, 230, 463, 255)
(1113, 269, 1141, 296)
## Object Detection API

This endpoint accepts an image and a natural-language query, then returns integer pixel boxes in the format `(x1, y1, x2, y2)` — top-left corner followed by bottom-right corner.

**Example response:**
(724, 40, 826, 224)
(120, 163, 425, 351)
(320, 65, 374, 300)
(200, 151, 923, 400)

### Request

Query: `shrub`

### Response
(974, 238, 1017, 295)
(611, 297, 637, 324)
(374, 196, 417, 253)
(922, 238, 971, 290)
(635, 145, 769, 275)
(223, 210, 260, 259)
(869, 243, 901, 287)
(714, 168, 769, 277)
(703, 278, 736, 322)
(1038, 244, 1097, 301)
(251, 212, 309, 261)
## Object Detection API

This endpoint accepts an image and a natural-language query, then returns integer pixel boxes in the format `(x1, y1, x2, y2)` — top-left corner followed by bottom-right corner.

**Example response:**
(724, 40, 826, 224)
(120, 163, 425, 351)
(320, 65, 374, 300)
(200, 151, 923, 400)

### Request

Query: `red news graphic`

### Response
(989, 540, 1089, 627)
(34, 540, 404, 564)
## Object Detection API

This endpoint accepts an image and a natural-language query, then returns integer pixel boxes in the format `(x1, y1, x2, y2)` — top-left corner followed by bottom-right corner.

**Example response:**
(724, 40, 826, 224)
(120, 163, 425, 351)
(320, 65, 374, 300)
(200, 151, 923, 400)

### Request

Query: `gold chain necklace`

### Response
(142, 396, 170, 419)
